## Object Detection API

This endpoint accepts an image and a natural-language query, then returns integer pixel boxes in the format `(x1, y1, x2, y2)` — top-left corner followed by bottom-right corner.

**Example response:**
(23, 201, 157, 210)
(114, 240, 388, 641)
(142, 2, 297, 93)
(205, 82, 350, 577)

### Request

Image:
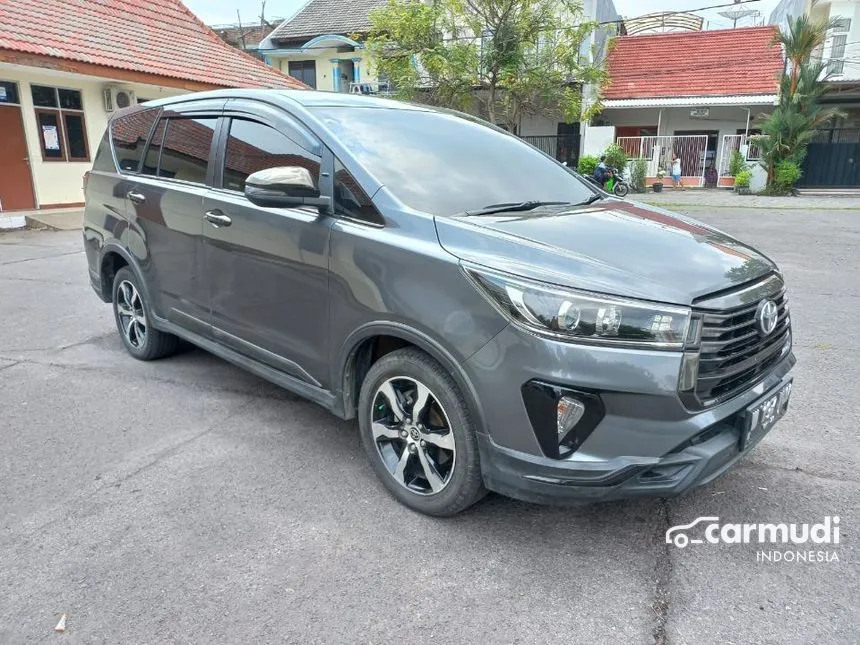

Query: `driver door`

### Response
(202, 101, 333, 387)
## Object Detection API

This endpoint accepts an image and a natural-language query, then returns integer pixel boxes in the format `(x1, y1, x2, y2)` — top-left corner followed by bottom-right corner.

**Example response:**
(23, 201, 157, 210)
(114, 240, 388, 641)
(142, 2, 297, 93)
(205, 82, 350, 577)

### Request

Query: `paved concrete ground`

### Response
(22, 208, 85, 231)
(0, 209, 857, 644)
(639, 188, 860, 211)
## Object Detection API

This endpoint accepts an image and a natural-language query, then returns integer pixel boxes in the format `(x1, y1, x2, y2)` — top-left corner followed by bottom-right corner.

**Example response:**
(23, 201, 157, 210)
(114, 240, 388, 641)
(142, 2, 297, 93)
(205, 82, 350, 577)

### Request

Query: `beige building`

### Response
(0, 0, 304, 213)
(259, 0, 390, 94)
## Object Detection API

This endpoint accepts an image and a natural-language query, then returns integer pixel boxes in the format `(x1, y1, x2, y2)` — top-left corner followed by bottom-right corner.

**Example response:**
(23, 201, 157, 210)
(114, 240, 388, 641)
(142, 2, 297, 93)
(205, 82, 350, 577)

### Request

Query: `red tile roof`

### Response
(0, 0, 306, 90)
(604, 26, 783, 100)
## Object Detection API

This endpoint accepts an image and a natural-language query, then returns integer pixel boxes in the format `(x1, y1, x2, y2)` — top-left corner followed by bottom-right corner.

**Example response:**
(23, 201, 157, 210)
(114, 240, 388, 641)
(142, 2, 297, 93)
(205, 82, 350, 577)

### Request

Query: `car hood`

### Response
(434, 199, 776, 305)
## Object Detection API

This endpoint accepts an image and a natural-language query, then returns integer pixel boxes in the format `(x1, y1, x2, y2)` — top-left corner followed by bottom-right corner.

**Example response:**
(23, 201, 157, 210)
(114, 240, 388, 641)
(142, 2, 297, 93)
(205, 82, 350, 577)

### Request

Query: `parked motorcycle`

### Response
(587, 167, 630, 198)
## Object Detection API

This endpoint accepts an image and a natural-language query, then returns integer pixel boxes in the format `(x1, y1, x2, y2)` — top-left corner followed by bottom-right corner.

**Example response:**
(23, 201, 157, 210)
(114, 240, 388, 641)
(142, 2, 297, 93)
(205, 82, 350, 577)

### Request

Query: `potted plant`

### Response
(735, 169, 752, 195)
(652, 169, 665, 193)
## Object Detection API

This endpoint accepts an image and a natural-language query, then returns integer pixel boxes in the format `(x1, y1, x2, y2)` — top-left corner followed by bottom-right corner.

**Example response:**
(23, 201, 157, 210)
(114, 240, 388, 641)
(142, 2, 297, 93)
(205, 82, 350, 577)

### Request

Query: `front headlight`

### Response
(466, 266, 691, 349)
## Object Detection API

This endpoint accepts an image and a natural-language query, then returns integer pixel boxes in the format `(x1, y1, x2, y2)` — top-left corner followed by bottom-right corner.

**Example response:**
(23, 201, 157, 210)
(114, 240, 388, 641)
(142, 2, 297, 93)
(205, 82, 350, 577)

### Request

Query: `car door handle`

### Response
(127, 191, 146, 205)
(204, 210, 232, 228)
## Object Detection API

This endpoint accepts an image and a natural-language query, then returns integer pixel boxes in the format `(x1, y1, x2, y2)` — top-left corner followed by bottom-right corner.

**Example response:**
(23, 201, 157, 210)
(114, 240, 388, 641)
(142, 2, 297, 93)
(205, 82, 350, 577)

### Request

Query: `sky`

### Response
(184, 0, 783, 29)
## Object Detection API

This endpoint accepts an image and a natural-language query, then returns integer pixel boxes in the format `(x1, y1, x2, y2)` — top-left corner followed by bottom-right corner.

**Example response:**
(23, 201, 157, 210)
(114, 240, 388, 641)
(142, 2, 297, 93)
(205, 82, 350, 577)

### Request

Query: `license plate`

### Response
(740, 380, 793, 450)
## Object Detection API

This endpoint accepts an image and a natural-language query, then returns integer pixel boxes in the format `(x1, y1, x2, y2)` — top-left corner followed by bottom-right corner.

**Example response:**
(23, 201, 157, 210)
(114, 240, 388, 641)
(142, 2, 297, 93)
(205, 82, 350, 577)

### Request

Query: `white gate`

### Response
(718, 134, 762, 180)
(616, 135, 709, 187)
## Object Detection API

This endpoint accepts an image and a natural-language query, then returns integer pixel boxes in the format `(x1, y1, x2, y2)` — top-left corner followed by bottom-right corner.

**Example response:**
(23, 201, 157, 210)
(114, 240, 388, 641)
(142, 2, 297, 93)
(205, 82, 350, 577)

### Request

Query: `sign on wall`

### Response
(42, 125, 60, 151)
(690, 108, 710, 119)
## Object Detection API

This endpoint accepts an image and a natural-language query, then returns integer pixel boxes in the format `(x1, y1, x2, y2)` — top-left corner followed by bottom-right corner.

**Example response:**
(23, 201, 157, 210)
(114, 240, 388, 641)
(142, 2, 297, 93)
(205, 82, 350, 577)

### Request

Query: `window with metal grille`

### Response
(828, 18, 851, 75)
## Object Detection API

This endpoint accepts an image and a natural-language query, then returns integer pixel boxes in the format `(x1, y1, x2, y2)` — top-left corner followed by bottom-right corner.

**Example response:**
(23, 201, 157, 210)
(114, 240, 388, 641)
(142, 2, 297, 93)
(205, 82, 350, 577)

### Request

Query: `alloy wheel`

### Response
(370, 377, 456, 495)
(116, 280, 147, 349)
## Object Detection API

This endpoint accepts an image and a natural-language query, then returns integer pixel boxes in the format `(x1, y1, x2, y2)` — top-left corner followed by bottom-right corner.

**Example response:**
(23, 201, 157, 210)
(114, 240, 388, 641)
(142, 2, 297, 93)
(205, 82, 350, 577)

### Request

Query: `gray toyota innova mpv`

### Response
(83, 90, 795, 516)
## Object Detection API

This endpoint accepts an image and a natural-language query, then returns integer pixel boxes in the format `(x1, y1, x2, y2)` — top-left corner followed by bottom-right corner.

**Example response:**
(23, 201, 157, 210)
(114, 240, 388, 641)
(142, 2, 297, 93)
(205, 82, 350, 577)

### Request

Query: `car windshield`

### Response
(312, 107, 595, 216)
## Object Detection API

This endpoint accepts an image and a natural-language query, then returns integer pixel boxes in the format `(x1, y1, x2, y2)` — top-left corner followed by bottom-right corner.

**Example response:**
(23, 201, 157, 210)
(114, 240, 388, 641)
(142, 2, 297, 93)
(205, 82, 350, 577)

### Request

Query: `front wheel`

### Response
(357, 348, 486, 516)
(614, 182, 630, 198)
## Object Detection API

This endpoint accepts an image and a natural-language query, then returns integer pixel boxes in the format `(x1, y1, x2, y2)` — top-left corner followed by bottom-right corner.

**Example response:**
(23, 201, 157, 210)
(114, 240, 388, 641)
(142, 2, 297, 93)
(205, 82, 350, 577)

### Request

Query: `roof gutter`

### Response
(603, 95, 779, 108)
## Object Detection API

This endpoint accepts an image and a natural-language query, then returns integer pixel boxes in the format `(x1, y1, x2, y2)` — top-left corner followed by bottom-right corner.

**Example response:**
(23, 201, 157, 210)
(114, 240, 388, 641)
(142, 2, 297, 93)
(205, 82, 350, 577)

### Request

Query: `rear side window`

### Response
(156, 117, 217, 184)
(222, 118, 320, 193)
(91, 131, 116, 173)
(111, 109, 159, 172)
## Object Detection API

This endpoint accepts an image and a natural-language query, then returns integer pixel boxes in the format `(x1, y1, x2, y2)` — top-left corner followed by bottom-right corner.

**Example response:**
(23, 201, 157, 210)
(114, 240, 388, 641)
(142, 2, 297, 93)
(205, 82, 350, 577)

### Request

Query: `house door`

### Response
(0, 84, 37, 211)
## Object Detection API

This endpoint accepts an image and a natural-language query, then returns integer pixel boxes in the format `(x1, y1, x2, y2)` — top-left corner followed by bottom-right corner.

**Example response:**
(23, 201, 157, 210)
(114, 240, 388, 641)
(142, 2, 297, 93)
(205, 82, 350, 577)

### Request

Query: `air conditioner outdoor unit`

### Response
(103, 86, 136, 112)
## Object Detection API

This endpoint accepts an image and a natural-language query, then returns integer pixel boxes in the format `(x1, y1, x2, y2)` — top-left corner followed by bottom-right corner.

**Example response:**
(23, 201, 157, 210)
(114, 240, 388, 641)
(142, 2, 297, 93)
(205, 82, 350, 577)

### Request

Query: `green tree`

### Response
(366, 0, 607, 131)
(756, 17, 842, 192)
(771, 14, 840, 96)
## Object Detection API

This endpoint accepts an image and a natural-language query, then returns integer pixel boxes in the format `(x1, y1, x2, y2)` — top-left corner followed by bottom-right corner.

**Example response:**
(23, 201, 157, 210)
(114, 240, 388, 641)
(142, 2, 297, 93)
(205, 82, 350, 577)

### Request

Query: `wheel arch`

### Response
(337, 322, 487, 434)
(99, 243, 148, 305)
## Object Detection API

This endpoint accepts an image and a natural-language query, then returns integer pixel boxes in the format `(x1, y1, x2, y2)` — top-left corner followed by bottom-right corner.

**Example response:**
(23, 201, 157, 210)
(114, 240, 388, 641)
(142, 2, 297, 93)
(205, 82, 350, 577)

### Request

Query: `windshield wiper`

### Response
(463, 200, 572, 217)
(575, 194, 604, 206)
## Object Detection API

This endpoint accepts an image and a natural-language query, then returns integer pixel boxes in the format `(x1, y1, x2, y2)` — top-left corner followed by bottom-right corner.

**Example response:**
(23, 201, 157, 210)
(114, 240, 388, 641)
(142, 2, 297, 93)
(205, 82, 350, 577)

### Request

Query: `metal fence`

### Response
(809, 128, 860, 144)
(717, 134, 762, 178)
(520, 134, 580, 167)
(615, 135, 709, 186)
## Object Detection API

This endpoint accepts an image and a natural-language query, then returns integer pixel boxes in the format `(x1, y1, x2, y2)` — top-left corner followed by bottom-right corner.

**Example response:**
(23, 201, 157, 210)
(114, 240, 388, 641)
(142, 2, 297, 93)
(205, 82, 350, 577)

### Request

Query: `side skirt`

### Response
(154, 317, 347, 419)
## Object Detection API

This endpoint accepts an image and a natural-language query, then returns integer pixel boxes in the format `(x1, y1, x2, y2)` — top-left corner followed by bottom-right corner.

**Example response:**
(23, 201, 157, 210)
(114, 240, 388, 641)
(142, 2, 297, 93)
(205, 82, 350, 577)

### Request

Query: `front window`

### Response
(221, 118, 320, 193)
(313, 107, 594, 216)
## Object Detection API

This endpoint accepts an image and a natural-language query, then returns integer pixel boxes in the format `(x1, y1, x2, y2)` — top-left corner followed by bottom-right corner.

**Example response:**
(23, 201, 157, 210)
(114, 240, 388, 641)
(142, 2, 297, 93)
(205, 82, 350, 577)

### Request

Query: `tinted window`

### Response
(334, 158, 383, 224)
(222, 119, 320, 193)
(142, 119, 166, 176)
(158, 117, 217, 184)
(112, 109, 159, 172)
(313, 107, 594, 216)
(91, 132, 117, 173)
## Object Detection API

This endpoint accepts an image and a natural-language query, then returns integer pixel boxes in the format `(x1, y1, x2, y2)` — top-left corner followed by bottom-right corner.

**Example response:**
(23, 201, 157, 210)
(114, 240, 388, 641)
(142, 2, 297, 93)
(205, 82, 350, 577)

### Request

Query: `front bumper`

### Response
(476, 373, 793, 504)
(463, 321, 795, 503)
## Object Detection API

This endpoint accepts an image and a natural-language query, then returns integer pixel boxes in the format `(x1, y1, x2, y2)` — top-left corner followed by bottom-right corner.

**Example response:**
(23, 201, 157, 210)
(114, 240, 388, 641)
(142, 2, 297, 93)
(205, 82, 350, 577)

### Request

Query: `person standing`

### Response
(671, 152, 683, 190)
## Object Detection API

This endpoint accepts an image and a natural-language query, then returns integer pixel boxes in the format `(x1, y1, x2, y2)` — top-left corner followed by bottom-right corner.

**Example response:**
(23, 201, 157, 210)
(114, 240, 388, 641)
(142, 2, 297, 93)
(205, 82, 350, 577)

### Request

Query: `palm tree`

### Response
(771, 14, 841, 96)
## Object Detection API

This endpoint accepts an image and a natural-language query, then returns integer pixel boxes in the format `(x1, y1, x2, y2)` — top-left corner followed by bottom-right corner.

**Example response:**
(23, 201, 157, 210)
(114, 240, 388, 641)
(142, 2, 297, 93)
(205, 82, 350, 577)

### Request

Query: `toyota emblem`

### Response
(756, 299, 779, 336)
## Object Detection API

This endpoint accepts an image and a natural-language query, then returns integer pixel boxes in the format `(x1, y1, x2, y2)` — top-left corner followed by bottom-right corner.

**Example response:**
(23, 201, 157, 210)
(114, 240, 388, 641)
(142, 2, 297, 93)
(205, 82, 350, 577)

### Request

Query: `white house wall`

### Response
(602, 105, 773, 139)
(770, 0, 860, 81)
(0, 64, 186, 207)
(827, 1, 860, 81)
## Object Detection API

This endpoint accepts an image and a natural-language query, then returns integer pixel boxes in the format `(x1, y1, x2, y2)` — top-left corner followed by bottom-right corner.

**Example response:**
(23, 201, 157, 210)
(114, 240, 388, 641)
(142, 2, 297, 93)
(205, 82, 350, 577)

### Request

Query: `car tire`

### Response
(111, 267, 179, 361)
(358, 348, 486, 516)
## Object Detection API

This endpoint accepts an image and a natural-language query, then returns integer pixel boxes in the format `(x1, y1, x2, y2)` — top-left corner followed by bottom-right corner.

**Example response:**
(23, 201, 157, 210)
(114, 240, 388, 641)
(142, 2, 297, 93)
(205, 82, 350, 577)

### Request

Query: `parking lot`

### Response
(1, 205, 858, 644)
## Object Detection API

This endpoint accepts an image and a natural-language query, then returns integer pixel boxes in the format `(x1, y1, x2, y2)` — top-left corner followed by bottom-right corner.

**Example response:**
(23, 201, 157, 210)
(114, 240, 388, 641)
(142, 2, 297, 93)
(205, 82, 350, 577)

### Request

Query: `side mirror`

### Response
(244, 166, 331, 213)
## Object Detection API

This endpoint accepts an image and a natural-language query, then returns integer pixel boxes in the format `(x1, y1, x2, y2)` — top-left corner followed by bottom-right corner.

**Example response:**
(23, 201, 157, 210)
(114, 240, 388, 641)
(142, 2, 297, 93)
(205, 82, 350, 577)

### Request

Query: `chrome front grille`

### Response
(693, 279, 792, 406)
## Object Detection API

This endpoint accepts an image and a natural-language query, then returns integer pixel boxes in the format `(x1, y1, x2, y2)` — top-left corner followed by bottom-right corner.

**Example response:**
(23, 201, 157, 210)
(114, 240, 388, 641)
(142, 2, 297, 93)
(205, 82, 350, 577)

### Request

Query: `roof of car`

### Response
(139, 89, 431, 111)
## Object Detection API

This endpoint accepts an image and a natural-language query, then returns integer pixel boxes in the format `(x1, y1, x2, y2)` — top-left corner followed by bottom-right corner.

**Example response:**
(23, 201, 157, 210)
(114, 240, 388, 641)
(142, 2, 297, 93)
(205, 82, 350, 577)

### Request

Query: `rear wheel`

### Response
(358, 348, 485, 516)
(111, 267, 179, 361)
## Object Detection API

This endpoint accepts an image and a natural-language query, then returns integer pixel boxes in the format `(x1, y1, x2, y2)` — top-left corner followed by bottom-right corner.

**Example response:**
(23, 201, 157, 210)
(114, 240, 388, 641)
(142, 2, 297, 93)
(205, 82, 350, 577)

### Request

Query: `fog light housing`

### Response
(521, 381, 606, 459)
(557, 396, 585, 437)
